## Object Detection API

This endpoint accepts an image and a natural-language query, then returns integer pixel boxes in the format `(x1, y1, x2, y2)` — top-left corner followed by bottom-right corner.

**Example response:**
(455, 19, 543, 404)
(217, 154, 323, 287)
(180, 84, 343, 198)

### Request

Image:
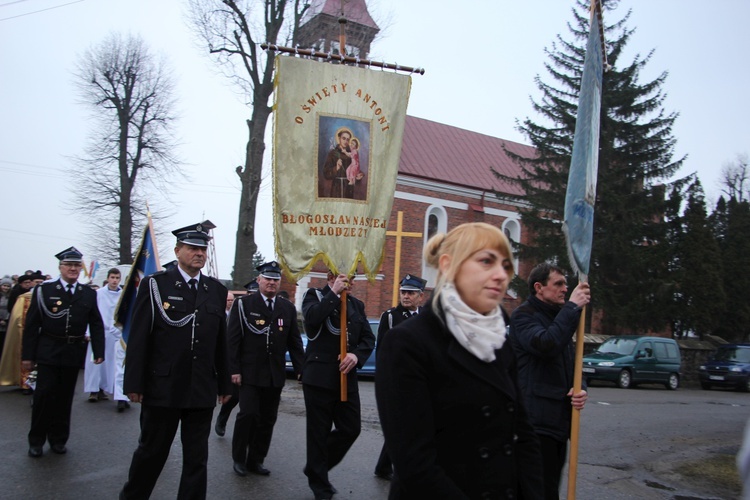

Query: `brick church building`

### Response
(283, 0, 536, 319)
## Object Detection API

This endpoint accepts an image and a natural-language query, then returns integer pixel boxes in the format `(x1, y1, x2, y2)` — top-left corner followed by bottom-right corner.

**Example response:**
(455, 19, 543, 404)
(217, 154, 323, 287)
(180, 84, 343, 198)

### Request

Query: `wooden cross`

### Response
(386, 211, 423, 307)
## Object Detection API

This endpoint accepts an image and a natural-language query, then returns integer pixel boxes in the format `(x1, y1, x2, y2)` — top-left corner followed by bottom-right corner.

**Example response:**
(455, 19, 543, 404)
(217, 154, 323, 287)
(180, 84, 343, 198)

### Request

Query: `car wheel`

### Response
(617, 370, 631, 389)
(700, 382, 712, 390)
(666, 373, 679, 390)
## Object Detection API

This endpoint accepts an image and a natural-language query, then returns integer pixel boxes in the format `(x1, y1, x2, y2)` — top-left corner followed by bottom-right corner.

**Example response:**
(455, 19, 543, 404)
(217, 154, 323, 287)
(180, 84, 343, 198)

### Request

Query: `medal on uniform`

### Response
(56, 301, 62, 305)
(258, 319, 265, 326)
(278, 318, 283, 331)
(52, 307, 58, 313)
(164, 302, 170, 310)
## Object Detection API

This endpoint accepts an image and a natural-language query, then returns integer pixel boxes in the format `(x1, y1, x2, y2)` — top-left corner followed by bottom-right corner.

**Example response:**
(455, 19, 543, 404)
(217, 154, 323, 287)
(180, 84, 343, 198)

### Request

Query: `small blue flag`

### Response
(115, 214, 160, 344)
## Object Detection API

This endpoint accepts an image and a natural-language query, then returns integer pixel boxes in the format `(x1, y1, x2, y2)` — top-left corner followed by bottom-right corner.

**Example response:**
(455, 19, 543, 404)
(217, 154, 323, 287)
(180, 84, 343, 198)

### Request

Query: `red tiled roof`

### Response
(305, 0, 378, 30)
(399, 115, 534, 197)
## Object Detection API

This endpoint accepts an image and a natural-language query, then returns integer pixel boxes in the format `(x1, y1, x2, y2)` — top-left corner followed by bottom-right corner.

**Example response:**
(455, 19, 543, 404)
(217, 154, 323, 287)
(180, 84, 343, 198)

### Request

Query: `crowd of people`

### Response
(2, 221, 601, 500)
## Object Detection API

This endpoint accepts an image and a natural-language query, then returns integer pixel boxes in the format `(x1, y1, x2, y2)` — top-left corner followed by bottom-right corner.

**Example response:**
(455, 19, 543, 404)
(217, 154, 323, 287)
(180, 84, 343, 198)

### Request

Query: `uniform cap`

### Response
(256, 261, 281, 280)
(172, 222, 212, 248)
(55, 246, 83, 262)
(399, 274, 426, 291)
(244, 280, 260, 292)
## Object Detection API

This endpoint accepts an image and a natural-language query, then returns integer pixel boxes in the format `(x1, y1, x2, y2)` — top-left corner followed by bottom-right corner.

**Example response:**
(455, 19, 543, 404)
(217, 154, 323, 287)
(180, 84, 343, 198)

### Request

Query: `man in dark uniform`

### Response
(373, 274, 426, 480)
(214, 279, 258, 437)
(22, 247, 105, 457)
(227, 261, 304, 477)
(301, 271, 375, 500)
(120, 223, 232, 500)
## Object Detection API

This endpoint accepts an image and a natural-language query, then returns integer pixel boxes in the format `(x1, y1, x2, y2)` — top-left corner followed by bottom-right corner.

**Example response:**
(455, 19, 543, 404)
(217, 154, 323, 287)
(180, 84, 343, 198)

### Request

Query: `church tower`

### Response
(296, 0, 380, 58)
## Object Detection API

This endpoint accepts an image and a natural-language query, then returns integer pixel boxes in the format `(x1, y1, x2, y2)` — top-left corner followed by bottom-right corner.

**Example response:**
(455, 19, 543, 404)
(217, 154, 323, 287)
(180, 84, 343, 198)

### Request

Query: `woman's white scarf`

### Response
(439, 282, 507, 362)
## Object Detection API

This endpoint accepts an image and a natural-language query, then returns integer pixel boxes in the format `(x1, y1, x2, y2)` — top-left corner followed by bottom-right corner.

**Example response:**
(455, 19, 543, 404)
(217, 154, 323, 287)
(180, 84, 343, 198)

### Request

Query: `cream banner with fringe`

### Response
(272, 56, 411, 281)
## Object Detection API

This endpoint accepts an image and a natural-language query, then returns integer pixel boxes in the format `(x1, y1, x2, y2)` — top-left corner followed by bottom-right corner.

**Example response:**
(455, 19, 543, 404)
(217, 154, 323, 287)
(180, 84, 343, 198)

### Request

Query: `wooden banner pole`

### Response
(566, 305, 586, 499)
(339, 288, 348, 402)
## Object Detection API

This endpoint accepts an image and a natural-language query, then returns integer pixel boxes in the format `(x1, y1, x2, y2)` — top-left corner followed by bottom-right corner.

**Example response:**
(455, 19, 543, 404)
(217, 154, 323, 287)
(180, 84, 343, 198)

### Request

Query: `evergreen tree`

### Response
(672, 180, 724, 339)
(713, 197, 750, 342)
(494, 1, 685, 335)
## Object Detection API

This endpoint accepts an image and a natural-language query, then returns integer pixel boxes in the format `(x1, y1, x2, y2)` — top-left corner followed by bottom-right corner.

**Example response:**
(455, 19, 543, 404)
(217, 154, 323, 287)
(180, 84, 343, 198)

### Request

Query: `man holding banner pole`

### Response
(510, 263, 590, 499)
(301, 271, 375, 500)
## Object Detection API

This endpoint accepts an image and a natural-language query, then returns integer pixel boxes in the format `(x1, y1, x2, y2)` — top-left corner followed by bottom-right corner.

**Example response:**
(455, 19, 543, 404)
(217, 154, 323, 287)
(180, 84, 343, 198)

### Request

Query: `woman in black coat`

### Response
(375, 222, 543, 499)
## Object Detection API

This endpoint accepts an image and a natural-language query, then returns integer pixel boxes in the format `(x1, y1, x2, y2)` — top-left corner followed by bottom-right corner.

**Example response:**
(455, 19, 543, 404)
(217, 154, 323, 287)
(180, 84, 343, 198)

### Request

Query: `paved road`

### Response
(0, 374, 747, 499)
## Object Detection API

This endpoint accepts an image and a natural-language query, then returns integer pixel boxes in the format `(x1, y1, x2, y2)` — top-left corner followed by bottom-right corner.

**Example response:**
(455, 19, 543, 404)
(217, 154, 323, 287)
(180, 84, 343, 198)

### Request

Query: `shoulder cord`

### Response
(238, 299, 270, 335)
(149, 278, 198, 350)
(303, 289, 350, 346)
(36, 285, 69, 319)
(239, 299, 271, 353)
(305, 289, 325, 341)
(388, 311, 393, 330)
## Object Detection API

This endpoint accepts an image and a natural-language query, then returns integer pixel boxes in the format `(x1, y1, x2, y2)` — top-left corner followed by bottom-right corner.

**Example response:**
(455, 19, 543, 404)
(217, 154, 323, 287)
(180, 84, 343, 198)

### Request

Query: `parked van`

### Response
(582, 336, 681, 390)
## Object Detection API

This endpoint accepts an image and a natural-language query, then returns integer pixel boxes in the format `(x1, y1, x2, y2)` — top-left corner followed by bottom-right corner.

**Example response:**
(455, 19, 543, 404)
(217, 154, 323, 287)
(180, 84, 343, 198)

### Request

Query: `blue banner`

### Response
(115, 216, 160, 344)
(563, 9, 604, 278)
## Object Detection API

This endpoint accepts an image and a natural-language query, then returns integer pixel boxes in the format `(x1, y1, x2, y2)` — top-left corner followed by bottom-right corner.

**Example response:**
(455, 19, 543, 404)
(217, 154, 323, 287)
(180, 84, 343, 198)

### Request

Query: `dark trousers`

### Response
(28, 364, 79, 447)
(217, 384, 239, 424)
(374, 441, 392, 475)
(538, 434, 568, 500)
(302, 384, 361, 496)
(121, 405, 213, 500)
(231, 384, 282, 465)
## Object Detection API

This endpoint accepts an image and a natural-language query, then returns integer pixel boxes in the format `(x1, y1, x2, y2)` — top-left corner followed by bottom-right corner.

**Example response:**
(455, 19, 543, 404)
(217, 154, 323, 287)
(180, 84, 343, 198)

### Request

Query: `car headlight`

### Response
(729, 366, 743, 373)
(698, 365, 706, 371)
(597, 361, 615, 367)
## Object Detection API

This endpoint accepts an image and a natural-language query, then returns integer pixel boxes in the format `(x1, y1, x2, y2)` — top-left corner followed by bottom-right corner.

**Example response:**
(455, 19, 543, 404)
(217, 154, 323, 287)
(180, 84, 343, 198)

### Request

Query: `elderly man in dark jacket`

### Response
(120, 223, 232, 500)
(22, 247, 105, 458)
(509, 263, 590, 500)
(226, 261, 304, 477)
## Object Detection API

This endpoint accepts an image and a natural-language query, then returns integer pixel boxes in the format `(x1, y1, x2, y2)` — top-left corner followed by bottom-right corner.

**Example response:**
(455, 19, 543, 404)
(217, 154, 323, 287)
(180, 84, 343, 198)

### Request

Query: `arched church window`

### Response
(423, 206, 447, 288)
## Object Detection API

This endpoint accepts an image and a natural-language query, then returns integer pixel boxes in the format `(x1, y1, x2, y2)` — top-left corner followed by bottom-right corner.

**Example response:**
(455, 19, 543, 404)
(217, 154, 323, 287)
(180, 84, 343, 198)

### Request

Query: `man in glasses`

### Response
(22, 247, 105, 458)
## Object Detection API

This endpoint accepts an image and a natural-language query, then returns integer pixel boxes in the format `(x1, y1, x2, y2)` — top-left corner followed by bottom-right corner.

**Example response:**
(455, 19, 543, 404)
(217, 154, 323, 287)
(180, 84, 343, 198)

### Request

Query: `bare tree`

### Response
(720, 154, 749, 202)
(72, 33, 180, 264)
(186, 0, 309, 287)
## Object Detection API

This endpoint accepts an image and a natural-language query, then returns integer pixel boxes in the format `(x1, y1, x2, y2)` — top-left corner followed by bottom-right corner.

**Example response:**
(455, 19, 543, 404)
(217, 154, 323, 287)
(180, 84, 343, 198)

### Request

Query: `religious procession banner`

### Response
(272, 55, 412, 281)
(563, 6, 604, 280)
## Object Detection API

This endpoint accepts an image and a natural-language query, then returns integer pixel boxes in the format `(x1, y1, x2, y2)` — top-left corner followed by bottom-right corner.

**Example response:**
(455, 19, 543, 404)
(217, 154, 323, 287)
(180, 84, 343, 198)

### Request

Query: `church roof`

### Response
(399, 115, 534, 196)
(302, 0, 378, 30)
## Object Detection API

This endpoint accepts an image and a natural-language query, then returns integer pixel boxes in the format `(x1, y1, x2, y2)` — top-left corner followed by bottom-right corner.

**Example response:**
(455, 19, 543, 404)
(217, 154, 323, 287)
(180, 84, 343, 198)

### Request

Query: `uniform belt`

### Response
(306, 353, 347, 363)
(44, 333, 86, 344)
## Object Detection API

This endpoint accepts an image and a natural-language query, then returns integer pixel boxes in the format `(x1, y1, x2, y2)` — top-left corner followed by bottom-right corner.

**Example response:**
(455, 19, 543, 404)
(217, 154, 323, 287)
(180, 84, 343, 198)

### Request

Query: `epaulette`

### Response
(206, 275, 227, 289)
(149, 270, 168, 277)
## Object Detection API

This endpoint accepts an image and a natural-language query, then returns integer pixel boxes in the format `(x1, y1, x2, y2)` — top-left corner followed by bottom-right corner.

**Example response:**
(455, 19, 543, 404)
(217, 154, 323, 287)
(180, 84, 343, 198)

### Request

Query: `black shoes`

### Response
(374, 470, 393, 481)
(88, 392, 98, 402)
(233, 462, 248, 477)
(215, 415, 228, 437)
(28, 446, 43, 458)
(247, 462, 271, 476)
(117, 400, 130, 412)
(51, 444, 67, 454)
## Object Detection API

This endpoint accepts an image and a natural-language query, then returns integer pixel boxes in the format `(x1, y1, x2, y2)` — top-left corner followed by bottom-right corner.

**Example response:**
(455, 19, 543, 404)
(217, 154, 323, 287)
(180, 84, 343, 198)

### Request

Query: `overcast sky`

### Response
(1, 0, 747, 280)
